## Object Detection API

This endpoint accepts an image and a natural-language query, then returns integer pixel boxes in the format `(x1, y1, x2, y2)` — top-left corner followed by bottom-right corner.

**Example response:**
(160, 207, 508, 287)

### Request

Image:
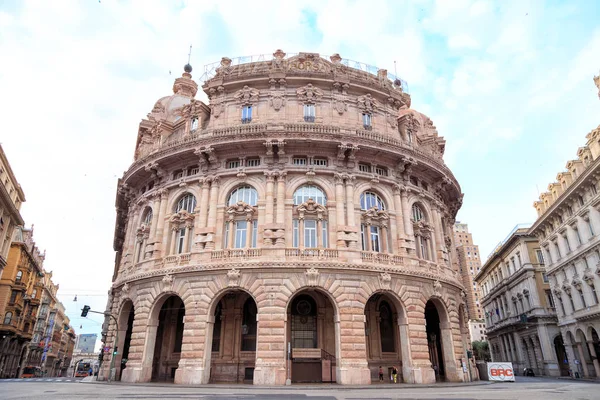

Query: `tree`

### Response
(472, 340, 491, 361)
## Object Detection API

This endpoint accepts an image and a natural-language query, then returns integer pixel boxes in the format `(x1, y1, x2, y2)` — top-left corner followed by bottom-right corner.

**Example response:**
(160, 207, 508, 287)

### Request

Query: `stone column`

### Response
(265, 172, 275, 224)
(155, 189, 169, 256)
(392, 185, 406, 254)
(175, 308, 209, 385)
(199, 179, 210, 228)
(398, 317, 414, 383)
(334, 174, 346, 228)
(227, 220, 235, 249)
(246, 219, 253, 249)
(253, 307, 287, 385)
(149, 194, 161, 240)
(381, 225, 389, 253)
(299, 218, 305, 248)
(139, 321, 159, 383)
(400, 186, 414, 255)
(577, 342, 591, 377)
(364, 225, 372, 252)
(587, 340, 600, 378)
(207, 177, 220, 229)
(336, 311, 371, 384)
(431, 207, 444, 262)
(316, 218, 323, 248)
(440, 321, 460, 382)
(512, 333, 524, 370)
(276, 172, 286, 224)
(170, 228, 178, 255)
(345, 176, 356, 227)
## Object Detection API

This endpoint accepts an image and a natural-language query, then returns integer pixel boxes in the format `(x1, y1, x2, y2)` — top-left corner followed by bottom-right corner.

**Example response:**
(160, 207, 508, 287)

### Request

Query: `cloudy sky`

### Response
(1, 0, 599, 342)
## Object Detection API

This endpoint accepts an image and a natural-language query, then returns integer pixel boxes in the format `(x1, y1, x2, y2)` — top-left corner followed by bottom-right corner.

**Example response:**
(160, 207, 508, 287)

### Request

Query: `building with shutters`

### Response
(101, 50, 471, 385)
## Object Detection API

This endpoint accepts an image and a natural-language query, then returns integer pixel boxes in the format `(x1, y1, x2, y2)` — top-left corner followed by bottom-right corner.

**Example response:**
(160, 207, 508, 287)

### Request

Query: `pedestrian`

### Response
(378, 366, 384, 382)
(392, 365, 398, 383)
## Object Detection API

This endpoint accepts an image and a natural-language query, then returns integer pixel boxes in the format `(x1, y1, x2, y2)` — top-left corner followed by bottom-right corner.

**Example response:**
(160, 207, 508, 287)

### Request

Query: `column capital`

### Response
(264, 171, 276, 182)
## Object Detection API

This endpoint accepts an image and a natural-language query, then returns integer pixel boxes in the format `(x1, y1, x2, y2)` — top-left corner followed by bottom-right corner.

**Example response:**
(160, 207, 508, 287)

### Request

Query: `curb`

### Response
(82, 380, 493, 390)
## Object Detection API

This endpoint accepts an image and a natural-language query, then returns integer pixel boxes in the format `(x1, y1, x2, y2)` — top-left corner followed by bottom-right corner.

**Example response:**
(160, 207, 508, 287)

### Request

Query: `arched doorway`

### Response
(553, 335, 569, 376)
(425, 300, 445, 381)
(365, 293, 402, 383)
(151, 295, 185, 382)
(287, 290, 337, 383)
(208, 290, 257, 383)
(115, 300, 135, 381)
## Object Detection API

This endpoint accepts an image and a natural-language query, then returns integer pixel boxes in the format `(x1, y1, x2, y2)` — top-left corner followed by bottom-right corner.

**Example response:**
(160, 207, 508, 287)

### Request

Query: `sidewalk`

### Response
(82, 379, 493, 390)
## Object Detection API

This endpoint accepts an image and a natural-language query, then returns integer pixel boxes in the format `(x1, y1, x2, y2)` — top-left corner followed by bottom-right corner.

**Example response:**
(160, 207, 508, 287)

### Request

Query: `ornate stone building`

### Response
(476, 226, 563, 376)
(530, 81, 600, 378)
(102, 51, 469, 385)
(0, 226, 45, 378)
(0, 144, 25, 279)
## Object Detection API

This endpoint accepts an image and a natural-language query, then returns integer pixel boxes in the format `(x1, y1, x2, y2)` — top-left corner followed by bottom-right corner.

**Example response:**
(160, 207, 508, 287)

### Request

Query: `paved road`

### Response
(1, 377, 83, 383)
(0, 376, 598, 399)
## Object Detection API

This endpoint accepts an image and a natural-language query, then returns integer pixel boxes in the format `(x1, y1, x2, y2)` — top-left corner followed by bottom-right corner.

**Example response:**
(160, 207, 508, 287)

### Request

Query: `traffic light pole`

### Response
(82, 308, 119, 383)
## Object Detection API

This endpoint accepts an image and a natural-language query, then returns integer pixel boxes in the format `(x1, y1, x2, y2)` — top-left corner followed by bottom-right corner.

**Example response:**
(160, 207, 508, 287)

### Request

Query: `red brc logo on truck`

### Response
(490, 368, 513, 377)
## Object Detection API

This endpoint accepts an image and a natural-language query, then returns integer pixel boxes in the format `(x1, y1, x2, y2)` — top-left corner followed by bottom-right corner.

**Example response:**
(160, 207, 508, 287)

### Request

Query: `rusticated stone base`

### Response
(175, 362, 206, 384)
(336, 363, 371, 385)
(253, 362, 287, 385)
(121, 366, 145, 383)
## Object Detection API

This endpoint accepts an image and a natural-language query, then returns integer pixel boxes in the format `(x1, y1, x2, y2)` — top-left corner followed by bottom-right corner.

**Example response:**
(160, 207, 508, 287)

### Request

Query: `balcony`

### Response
(211, 248, 262, 261)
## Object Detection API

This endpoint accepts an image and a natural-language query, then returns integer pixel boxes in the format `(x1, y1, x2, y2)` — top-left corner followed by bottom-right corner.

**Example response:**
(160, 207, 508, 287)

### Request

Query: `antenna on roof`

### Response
(188, 45, 192, 64)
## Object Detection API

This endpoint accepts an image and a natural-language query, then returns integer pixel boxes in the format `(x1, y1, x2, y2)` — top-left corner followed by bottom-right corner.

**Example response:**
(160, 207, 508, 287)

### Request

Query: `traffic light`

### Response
(81, 305, 90, 317)
(99, 349, 104, 362)
(113, 346, 118, 355)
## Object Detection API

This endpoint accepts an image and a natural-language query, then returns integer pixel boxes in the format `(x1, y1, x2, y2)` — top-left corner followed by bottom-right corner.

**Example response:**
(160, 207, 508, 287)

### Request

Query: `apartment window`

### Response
(536, 249, 544, 265)
(242, 106, 252, 123)
(227, 160, 241, 169)
(558, 296, 566, 315)
(9, 290, 18, 304)
(544, 246, 553, 263)
(176, 228, 186, 253)
(188, 166, 199, 175)
(511, 258, 516, 272)
(293, 219, 327, 248)
(563, 235, 571, 252)
(374, 166, 388, 176)
(15, 270, 22, 283)
(516, 252, 522, 268)
(191, 117, 199, 131)
(554, 241, 561, 258)
(360, 192, 386, 211)
(361, 225, 381, 252)
(225, 220, 258, 249)
(3, 312, 12, 325)
(567, 292, 576, 312)
(587, 219, 595, 238)
(407, 131, 413, 144)
(578, 288, 587, 308)
(573, 226, 582, 246)
(545, 290, 555, 308)
(310, 158, 328, 166)
(228, 186, 258, 206)
(176, 193, 197, 213)
(173, 170, 184, 180)
(303, 104, 315, 122)
(293, 157, 307, 166)
(566, 206, 573, 216)
(591, 185, 598, 195)
(362, 113, 372, 129)
(591, 284, 599, 305)
(542, 273, 549, 283)
(578, 195, 585, 207)
(358, 163, 371, 173)
(246, 158, 261, 167)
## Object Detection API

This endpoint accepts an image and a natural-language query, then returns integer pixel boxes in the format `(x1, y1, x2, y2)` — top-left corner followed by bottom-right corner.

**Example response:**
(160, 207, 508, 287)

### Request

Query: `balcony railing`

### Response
(211, 249, 262, 260)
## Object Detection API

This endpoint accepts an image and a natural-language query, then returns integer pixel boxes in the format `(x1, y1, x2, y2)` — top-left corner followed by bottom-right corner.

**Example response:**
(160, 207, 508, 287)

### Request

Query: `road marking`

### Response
(66, 379, 71, 382)
(46, 379, 53, 381)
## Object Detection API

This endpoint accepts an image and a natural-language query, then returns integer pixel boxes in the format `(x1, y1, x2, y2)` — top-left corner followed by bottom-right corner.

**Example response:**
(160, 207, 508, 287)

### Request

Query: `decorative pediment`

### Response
(234, 85, 260, 106)
(361, 206, 389, 225)
(170, 210, 195, 225)
(226, 201, 255, 220)
(296, 83, 323, 104)
(297, 199, 327, 219)
(357, 93, 377, 113)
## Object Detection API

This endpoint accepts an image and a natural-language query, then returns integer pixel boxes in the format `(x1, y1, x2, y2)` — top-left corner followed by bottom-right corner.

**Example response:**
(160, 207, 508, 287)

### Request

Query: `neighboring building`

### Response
(75, 333, 97, 354)
(453, 222, 486, 343)
(530, 86, 600, 379)
(0, 226, 45, 378)
(475, 225, 563, 376)
(0, 145, 25, 279)
(101, 51, 470, 386)
(67, 352, 98, 377)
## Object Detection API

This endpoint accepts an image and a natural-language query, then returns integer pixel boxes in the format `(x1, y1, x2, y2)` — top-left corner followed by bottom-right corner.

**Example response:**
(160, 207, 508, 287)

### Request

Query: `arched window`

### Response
(360, 191, 385, 211)
(293, 185, 328, 249)
(293, 185, 326, 206)
(191, 117, 199, 131)
(3, 312, 12, 325)
(360, 192, 389, 253)
(142, 209, 153, 226)
(412, 204, 424, 222)
(241, 298, 257, 351)
(411, 203, 433, 261)
(15, 270, 22, 283)
(175, 193, 197, 213)
(224, 187, 258, 249)
(379, 301, 395, 352)
(228, 186, 258, 206)
(170, 194, 197, 255)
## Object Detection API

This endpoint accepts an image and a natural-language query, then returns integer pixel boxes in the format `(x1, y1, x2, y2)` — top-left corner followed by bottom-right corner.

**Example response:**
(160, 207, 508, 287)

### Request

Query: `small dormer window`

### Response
(407, 131, 413, 144)
(191, 117, 199, 131)
(362, 113, 372, 130)
(303, 104, 315, 122)
(242, 106, 252, 124)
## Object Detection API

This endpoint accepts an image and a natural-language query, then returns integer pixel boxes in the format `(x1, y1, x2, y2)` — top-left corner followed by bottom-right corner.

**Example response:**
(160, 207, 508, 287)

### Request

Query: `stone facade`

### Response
(102, 51, 470, 385)
(0, 144, 25, 279)
(476, 227, 563, 376)
(530, 90, 600, 378)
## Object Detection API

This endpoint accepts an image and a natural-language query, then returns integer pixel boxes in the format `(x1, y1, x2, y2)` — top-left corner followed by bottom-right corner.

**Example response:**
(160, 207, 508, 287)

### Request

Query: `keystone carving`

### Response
(379, 272, 391, 290)
(121, 283, 130, 293)
(433, 280, 442, 296)
(269, 91, 286, 111)
(297, 83, 323, 103)
(227, 268, 241, 287)
(162, 273, 173, 289)
(305, 267, 319, 286)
